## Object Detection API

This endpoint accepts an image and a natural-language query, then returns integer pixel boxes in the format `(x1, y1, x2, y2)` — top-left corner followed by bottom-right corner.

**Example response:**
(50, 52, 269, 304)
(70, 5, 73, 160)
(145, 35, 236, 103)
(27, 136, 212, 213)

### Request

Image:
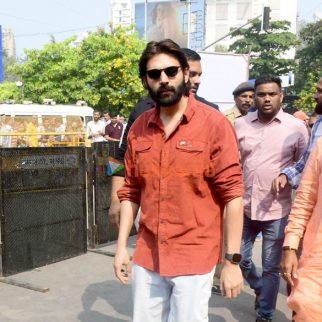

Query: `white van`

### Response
(0, 103, 94, 127)
(0, 102, 94, 147)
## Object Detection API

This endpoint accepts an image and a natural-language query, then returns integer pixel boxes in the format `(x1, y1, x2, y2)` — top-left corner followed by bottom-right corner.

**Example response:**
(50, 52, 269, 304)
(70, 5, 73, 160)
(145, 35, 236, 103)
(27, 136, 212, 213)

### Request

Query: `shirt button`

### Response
(160, 219, 165, 224)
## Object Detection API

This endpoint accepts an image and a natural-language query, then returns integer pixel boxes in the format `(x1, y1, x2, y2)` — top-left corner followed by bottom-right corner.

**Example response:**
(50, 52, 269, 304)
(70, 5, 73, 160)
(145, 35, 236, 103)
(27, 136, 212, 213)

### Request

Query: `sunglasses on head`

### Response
(146, 66, 181, 80)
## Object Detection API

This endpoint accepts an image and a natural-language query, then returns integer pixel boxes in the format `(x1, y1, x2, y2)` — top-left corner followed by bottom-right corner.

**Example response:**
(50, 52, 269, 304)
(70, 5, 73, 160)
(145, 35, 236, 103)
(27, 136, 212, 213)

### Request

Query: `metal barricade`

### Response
(88, 141, 120, 246)
(0, 147, 87, 276)
(0, 131, 90, 148)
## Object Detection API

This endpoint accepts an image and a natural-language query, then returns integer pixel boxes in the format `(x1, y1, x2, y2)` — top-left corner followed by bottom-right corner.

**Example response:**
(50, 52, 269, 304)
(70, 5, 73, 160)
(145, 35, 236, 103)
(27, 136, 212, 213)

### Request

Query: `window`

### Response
(237, 2, 251, 20)
(216, 3, 228, 20)
(215, 24, 229, 39)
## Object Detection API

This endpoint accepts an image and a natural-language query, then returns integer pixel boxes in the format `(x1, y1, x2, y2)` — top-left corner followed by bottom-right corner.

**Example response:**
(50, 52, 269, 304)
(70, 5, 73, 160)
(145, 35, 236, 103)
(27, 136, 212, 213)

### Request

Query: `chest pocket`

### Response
(175, 140, 206, 174)
(135, 141, 153, 174)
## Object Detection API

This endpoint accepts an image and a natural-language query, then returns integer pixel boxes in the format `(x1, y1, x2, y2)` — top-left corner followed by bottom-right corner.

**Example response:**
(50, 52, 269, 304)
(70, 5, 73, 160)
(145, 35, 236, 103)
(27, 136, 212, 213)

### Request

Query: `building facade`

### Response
(111, 0, 297, 54)
(2, 28, 15, 58)
(204, 0, 297, 51)
(110, 0, 132, 27)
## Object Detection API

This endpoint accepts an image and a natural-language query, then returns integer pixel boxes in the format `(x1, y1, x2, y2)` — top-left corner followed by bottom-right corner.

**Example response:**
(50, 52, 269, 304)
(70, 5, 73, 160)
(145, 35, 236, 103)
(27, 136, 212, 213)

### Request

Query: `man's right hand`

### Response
(109, 197, 121, 228)
(220, 262, 244, 298)
(114, 246, 131, 284)
(271, 174, 288, 195)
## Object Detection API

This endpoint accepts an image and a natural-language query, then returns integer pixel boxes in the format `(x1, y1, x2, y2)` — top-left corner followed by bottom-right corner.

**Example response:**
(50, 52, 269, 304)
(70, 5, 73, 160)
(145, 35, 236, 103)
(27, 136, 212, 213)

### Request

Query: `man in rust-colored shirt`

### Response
(113, 39, 244, 322)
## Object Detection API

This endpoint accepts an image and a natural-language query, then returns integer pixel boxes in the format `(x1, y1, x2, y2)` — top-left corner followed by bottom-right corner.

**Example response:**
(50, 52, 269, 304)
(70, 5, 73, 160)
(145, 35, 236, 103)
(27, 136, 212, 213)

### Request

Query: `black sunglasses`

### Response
(146, 66, 181, 80)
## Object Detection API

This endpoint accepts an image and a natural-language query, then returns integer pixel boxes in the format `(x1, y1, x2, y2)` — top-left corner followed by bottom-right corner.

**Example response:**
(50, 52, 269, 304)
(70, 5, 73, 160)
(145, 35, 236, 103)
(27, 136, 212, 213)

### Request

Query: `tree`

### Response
(0, 82, 20, 102)
(2, 51, 19, 82)
(294, 73, 318, 112)
(5, 25, 146, 116)
(229, 19, 299, 79)
(293, 20, 322, 111)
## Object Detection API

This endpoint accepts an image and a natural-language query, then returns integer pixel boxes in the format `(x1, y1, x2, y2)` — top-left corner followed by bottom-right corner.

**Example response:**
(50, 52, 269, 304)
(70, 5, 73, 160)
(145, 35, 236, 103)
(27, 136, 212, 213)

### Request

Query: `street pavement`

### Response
(0, 236, 291, 322)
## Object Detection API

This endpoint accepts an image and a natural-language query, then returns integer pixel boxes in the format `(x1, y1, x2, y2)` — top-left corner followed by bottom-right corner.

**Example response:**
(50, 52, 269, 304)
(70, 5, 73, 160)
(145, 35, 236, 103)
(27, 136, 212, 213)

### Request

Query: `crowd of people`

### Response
(0, 112, 127, 148)
(109, 39, 322, 322)
(0, 37, 320, 322)
(0, 115, 84, 147)
(86, 110, 126, 144)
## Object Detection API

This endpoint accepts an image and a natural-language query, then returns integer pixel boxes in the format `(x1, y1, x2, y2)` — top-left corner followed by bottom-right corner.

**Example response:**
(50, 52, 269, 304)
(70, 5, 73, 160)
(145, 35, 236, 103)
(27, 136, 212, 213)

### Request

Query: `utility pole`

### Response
(262, 6, 270, 32)
(144, 0, 147, 40)
(187, 0, 191, 48)
(0, 25, 3, 83)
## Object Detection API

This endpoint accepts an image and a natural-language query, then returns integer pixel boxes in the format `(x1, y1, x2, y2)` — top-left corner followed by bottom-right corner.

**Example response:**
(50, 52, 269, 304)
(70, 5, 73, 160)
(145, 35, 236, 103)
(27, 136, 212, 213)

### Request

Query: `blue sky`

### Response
(1, 0, 109, 57)
(0, 0, 321, 57)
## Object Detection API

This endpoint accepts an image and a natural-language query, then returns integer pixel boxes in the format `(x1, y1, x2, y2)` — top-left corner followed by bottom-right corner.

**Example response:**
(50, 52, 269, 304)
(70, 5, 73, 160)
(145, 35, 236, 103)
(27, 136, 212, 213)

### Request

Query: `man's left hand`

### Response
(220, 262, 243, 298)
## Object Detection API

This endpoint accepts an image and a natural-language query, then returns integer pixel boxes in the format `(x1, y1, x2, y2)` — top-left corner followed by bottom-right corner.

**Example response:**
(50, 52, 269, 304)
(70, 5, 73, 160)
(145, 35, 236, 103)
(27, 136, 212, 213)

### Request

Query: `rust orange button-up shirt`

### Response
(118, 95, 244, 276)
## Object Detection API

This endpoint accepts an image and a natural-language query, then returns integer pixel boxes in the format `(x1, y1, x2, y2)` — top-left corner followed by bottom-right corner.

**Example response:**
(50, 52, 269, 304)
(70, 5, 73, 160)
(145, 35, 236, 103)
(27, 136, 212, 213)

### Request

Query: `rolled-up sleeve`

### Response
(117, 130, 141, 205)
(283, 139, 321, 249)
(207, 116, 244, 204)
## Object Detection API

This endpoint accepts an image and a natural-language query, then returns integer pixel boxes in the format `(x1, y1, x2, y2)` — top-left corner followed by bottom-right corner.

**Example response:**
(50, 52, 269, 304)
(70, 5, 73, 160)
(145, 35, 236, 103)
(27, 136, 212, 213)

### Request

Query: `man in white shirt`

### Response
(102, 111, 111, 126)
(86, 110, 106, 143)
(0, 114, 13, 147)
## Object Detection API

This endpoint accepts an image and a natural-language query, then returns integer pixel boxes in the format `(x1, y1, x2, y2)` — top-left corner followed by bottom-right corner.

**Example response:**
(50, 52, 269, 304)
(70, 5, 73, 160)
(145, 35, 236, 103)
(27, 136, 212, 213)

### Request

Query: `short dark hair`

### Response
(93, 110, 101, 114)
(255, 75, 282, 91)
(139, 39, 189, 79)
(181, 48, 201, 62)
(110, 112, 118, 118)
(103, 111, 110, 115)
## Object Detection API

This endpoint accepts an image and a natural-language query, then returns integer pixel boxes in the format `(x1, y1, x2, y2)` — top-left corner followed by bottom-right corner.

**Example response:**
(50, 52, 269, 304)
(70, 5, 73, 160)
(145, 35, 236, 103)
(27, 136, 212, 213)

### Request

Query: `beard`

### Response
(315, 101, 322, 114)
(148, 78, 187, 107)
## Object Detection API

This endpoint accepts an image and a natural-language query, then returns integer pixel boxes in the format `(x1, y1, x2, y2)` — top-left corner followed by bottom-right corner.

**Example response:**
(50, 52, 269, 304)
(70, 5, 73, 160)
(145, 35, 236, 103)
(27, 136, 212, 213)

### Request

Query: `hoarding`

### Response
(135, 1, 205, 51)
(0, 25, 3, 82)
(197, 52, 250, 111)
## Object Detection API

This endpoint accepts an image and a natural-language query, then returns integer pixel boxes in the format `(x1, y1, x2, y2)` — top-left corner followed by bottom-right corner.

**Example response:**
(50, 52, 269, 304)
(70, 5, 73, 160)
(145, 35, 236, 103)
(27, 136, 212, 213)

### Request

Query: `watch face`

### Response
(232, 253, 242, 263)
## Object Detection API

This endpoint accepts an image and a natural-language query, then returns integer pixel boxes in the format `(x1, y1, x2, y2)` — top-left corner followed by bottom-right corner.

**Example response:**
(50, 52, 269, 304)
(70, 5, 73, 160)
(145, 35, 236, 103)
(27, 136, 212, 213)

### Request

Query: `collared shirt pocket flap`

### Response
(176, 140, 205, 152)
(135, 140, 153, 174)
(135, 140, 153, 152)
(175, 140, 206, 173)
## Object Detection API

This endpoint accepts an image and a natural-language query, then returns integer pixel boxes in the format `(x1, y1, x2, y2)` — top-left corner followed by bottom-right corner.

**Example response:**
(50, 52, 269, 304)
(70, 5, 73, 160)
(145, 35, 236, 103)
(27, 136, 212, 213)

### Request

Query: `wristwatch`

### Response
(225, 253, 242, 264)
(282, 246, 297, 251)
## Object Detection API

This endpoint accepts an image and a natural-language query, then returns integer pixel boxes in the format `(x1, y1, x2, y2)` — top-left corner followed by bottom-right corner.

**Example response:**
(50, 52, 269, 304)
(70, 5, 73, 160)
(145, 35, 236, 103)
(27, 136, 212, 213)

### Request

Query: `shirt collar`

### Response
(233, 105, 242, 118)
(312, 114, 322, 131)
(147, 94, 196, 127)
(250, 107, 284, 123)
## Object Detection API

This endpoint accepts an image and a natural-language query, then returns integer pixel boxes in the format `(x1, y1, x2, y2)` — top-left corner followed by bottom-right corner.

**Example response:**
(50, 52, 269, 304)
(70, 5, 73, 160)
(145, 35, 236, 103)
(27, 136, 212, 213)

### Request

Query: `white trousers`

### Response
(132, 264, 215, 322)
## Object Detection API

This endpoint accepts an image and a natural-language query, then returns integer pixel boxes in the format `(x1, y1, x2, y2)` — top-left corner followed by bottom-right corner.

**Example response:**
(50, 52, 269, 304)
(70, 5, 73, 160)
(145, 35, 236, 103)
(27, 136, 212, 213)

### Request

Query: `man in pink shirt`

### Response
(235, 75, 308, 322)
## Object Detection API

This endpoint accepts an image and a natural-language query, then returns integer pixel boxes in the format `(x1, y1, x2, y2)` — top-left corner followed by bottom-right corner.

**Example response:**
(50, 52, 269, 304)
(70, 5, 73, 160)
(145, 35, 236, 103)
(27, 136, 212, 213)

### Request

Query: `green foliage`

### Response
(294, 20, 322, 105)
(0, 82, 21, 102)
(4, 25, 146, 116)
(294, 73, 318, 112)
(229, 19, 299, 78)
(2, 51, 18, 82)
(214, 44, 228, 53)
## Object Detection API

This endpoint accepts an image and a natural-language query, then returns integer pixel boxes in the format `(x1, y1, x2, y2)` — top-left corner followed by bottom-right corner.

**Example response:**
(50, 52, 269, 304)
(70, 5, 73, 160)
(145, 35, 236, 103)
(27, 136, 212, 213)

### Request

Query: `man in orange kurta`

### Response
(281, 137, 322, 321)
